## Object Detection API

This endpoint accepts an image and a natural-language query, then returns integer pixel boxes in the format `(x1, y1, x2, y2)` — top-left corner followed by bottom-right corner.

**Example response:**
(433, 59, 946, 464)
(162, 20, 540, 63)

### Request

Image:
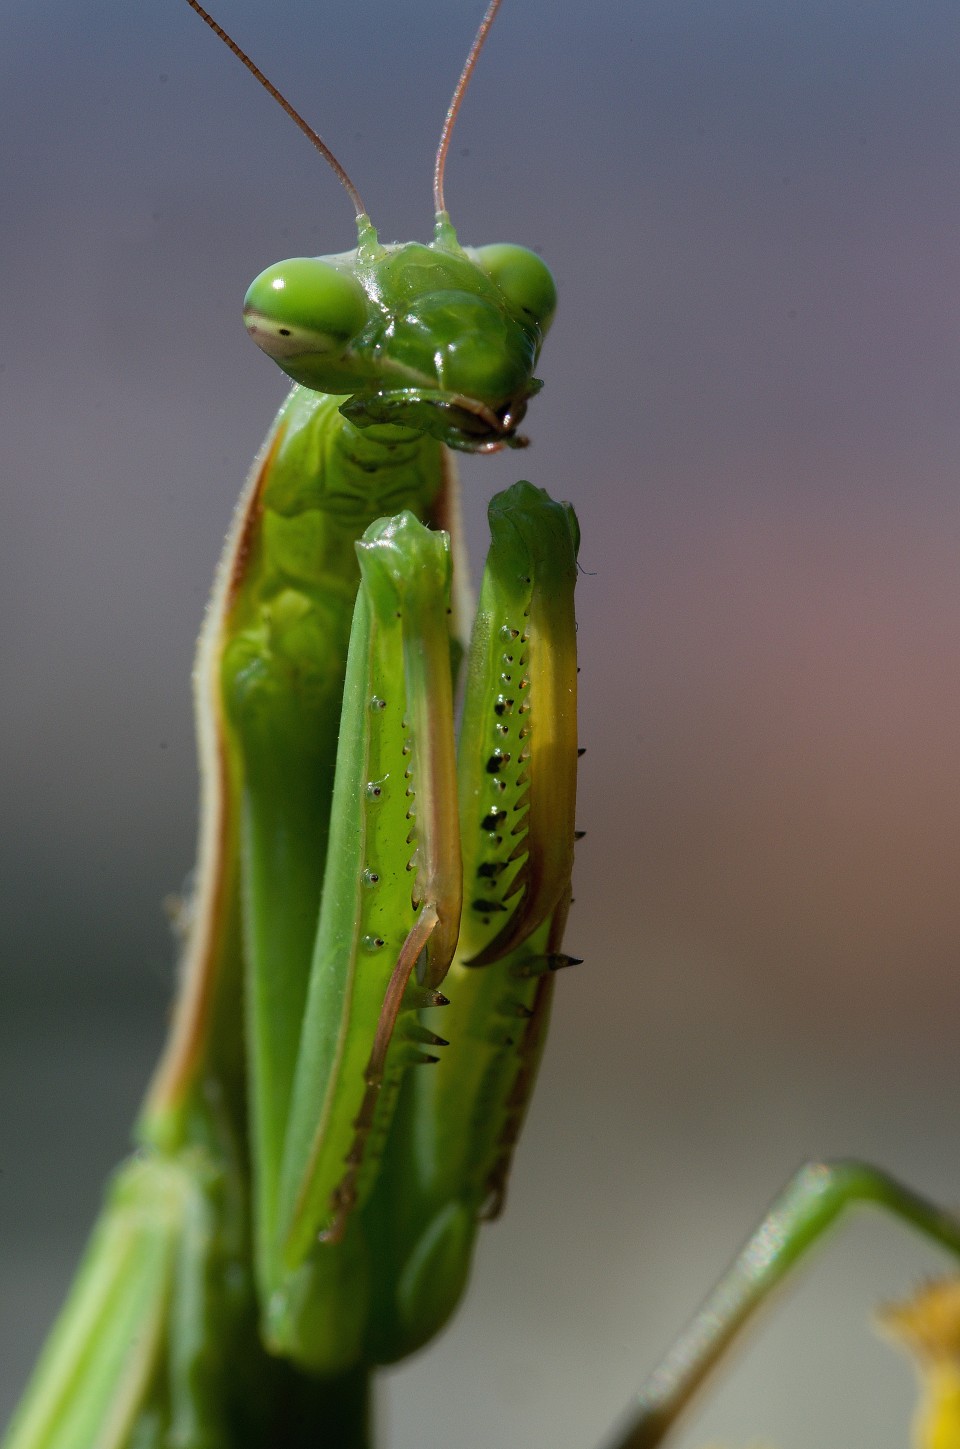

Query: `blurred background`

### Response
(3, 1, 960, 1444)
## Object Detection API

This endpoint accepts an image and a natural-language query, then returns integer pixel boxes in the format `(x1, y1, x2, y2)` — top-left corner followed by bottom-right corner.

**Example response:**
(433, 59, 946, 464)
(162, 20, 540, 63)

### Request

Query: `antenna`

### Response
(183, 0, 367, 220)
(433, 0, 504, 217)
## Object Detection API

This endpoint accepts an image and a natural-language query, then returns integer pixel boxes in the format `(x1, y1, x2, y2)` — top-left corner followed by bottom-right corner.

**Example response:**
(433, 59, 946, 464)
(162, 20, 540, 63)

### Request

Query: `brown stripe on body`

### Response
(140, 425, 285, 1148)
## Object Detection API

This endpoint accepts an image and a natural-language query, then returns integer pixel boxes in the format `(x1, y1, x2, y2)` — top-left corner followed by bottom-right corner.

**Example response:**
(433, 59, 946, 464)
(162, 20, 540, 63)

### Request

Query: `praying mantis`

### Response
(5, 2, 960, 1449)
(5, 0, 580, 1442)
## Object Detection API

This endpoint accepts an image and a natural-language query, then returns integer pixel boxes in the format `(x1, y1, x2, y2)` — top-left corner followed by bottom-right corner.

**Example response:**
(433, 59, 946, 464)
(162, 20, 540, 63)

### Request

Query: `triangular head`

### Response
(243, 214, 556, 454)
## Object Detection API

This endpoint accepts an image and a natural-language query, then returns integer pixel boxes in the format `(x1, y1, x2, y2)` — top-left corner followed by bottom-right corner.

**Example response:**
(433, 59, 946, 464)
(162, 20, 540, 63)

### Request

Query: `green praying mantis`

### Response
(5, 1, 577, 1443)
(6, 3, 960, 1447)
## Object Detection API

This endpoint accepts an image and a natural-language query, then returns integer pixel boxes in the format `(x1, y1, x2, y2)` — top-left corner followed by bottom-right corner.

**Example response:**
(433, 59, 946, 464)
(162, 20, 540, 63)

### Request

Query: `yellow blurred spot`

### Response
(879, 1279, 960, 1449)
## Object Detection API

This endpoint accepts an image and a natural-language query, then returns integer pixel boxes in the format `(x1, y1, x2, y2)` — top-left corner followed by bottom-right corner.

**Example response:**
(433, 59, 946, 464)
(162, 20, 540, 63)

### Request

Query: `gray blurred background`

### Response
(3, 1, 960, 1444)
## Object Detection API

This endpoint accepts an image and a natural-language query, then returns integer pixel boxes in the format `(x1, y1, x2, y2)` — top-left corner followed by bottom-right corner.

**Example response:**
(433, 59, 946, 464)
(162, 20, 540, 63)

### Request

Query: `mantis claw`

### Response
(457, 484, 579, 968)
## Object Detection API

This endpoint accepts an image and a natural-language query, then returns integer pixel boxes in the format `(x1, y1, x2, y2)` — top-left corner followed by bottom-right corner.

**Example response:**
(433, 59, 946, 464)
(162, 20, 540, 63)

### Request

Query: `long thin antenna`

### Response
(183, 0, 367, 220)
(433, 0, 504, 217)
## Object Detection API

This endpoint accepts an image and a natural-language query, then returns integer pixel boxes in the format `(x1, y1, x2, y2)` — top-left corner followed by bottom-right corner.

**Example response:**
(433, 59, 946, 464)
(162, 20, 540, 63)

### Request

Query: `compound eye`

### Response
(472, 244, 557, 336)
(243, 257, 369, 357)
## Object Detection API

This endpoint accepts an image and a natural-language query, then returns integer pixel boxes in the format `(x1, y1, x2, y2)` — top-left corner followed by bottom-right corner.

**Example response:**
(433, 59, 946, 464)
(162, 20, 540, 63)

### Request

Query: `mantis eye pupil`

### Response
(243, 257, 370, 352)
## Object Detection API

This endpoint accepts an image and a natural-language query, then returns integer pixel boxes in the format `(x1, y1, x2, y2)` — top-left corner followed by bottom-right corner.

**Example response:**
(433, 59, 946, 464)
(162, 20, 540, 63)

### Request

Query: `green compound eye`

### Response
(244, 257, 370, 357)
(472, 244, 558, 336)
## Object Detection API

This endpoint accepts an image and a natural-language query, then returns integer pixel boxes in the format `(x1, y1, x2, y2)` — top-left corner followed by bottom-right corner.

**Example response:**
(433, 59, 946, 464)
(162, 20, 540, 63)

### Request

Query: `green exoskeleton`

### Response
(3, 3, 579, 1445)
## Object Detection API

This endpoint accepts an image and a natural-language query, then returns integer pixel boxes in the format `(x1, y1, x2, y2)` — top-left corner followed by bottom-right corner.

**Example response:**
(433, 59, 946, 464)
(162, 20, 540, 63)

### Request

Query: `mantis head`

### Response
(243, 219, 556, 453)
(195, 0, 547, 453)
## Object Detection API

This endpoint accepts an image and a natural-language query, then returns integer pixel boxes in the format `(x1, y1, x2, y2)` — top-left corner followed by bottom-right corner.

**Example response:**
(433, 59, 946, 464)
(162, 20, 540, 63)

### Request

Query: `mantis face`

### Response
(243, 220, 557, 451)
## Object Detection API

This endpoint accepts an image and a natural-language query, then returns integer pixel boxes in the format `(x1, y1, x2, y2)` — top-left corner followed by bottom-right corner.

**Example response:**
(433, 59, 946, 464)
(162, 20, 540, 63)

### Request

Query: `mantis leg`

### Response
(256, 482, 580, 1374)
(601, 1159, 960, 1449)
(217, 461, 577, 1394)
(261, 509, 463, 1373)
(2, 1130, 264, 1449)
(2, 1156, 185, 1449)
(360, 482, 581, 1364)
